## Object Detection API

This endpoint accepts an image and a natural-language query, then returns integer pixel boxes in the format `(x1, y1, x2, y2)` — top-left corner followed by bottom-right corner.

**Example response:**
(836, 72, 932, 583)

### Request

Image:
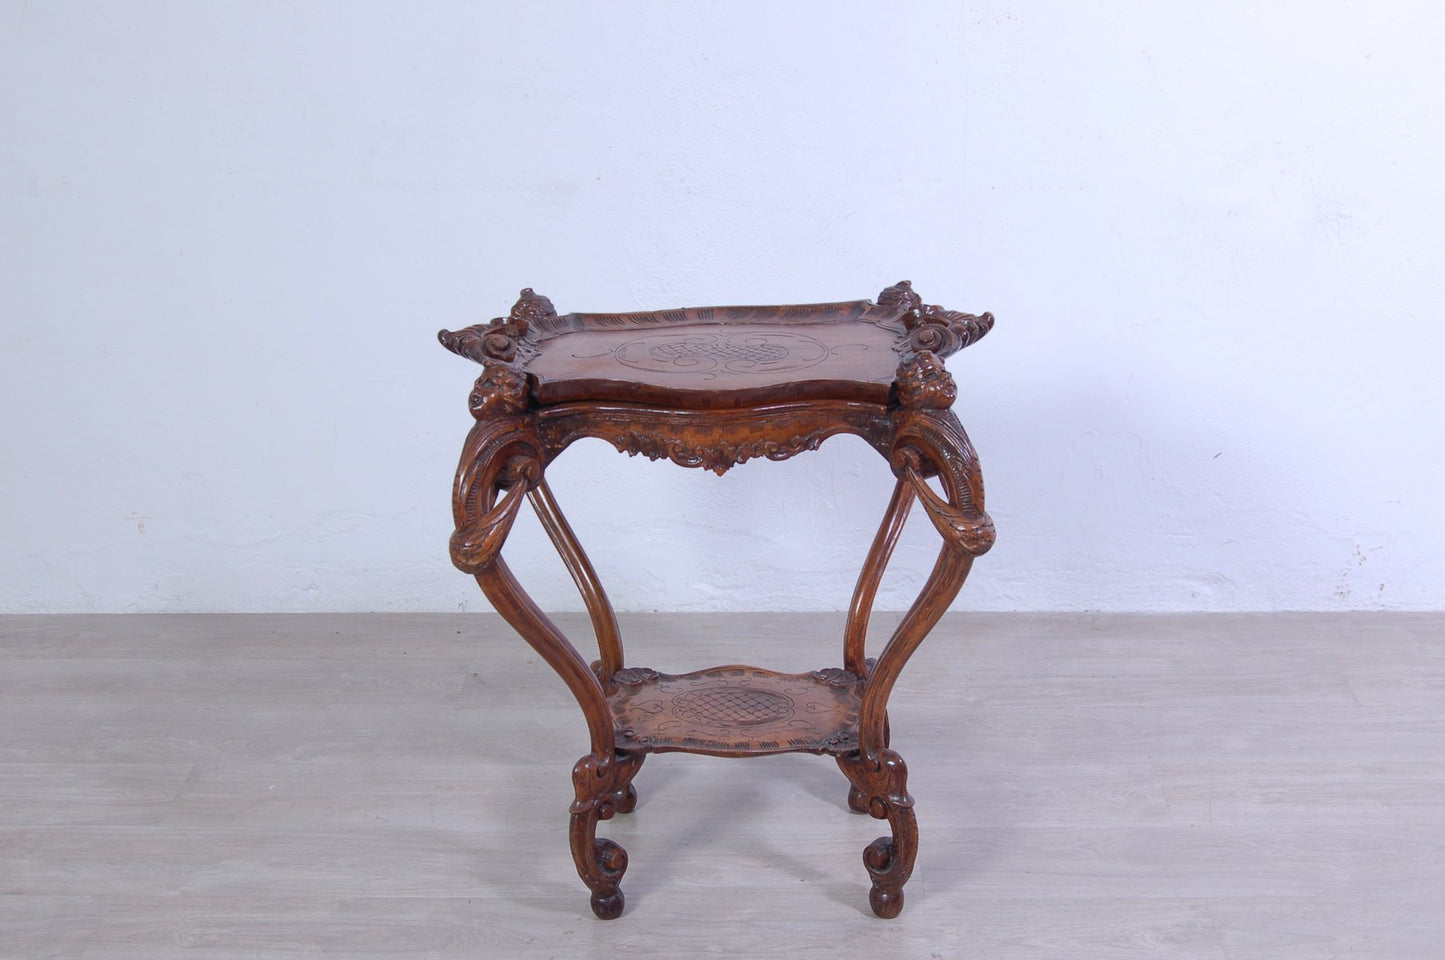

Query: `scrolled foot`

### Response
(590, 888, 624, 920)
(864, 836, 905, 918)
(579, 838, 627, 917)
(595, 838, 628, 879)
(837, 749, 919, 918)
(864, 835, 894, 871)
(569, 753, 642, 919)
(869, 884, 903, 919)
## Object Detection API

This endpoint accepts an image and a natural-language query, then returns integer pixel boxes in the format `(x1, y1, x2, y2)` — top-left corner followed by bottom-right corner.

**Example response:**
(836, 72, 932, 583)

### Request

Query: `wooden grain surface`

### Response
(526, 320, 903, 401)
(1, 612, 1442, 959)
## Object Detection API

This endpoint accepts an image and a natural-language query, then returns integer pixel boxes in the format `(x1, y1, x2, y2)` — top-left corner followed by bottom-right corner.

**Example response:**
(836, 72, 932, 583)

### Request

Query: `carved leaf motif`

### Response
(508, 287, 559, 330)
(877, 279, 924, 312)
(838, 747, 916, 815)
(906, 475, 997, 556)
(811, 667, 861, 689)
(904, 305, 994, 357)
(569, 751, 643, 815)
(878, 279, 993, 361)
(609, 428, 833, 475)
(449, 483, 526, 573)
(611, 667, 661, 687)
(438, 288, 555, 367)
(439, 318, 538, 365)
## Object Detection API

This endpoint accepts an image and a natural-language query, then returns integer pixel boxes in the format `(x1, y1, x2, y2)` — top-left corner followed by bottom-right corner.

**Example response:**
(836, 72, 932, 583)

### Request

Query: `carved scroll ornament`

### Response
(438, 287, 556, 365)
(879, 279, 994, 359)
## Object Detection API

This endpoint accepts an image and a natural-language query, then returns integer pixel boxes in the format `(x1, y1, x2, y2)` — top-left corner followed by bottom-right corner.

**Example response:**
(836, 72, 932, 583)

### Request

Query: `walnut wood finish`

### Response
(609, 665, 864, 757)
(440, 281, 994, 919)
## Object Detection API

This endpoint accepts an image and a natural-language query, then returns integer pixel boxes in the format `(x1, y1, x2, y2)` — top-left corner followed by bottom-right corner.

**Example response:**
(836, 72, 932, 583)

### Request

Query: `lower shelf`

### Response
(606, 664, 863, 758)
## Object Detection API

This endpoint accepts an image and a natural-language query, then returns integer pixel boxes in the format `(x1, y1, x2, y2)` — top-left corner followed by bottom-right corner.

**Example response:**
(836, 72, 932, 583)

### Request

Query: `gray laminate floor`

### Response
(1, 612, 1442, 959)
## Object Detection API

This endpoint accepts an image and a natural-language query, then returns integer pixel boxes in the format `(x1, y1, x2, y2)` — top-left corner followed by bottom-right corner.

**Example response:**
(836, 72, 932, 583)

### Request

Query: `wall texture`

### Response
(3, 2, 1442, 613)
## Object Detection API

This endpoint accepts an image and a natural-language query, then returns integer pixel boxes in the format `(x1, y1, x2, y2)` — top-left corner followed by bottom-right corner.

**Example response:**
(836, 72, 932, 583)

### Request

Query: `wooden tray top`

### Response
(439, 281, 993, 410)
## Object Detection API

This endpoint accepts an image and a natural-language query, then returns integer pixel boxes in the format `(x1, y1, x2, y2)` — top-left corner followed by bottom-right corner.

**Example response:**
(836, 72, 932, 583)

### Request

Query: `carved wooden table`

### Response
(439, 281, 995, 919)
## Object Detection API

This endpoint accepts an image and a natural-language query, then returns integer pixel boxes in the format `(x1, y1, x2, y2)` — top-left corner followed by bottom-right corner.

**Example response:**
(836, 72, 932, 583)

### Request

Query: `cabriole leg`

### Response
(837, 407, 994, 918)
(451, 416, 642, 917)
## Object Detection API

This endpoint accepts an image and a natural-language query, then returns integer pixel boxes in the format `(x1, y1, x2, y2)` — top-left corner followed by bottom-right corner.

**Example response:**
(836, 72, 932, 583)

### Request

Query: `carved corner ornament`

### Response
(879, 280, 992, 411)
(880, 279, 994, 360)
(465, 363, 529, 418)
(438, 287, 555, 364)
(440, 288, 557, 419)
(894, 352, 958, 410)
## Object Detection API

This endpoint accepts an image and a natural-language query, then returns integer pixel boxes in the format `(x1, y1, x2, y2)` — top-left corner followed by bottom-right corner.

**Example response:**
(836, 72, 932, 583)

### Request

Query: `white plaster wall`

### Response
(2, 2, 1442, 613)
